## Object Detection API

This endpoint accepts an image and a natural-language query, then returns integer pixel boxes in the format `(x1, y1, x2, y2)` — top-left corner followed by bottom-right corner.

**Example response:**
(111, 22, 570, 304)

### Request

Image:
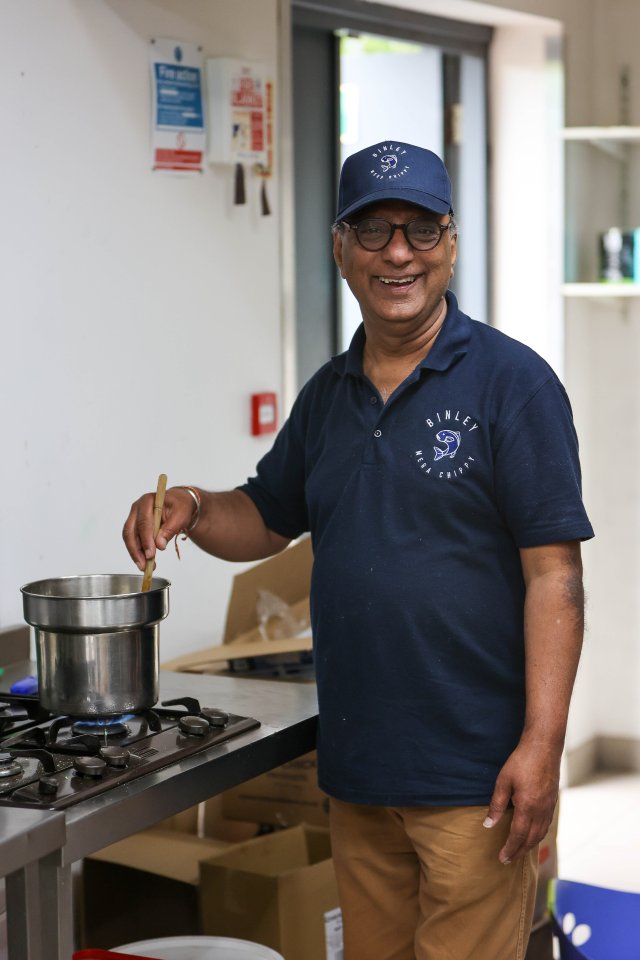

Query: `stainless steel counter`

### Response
(3, 668, 319, 960)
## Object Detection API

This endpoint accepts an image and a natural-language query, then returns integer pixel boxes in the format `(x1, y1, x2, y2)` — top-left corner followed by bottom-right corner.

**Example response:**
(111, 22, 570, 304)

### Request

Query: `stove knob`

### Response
(178, 715, 210, 737)
(201, 708, 229, 728)
(74, 755, 107, 778)
(0, 753, 23, 779)
(100, 746, 130, 768)
(38, 776, 59, 797)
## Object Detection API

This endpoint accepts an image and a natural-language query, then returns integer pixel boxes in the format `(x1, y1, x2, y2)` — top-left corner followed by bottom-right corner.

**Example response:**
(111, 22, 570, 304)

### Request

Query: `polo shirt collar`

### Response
(331, 290, 471, 378)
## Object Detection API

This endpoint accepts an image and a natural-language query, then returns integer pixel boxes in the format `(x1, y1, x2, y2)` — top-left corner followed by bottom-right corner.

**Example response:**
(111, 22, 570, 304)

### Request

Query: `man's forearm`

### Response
(519, 541, 585, 752)
(188, 489, 291, 562)
(483, 542, 585, 862)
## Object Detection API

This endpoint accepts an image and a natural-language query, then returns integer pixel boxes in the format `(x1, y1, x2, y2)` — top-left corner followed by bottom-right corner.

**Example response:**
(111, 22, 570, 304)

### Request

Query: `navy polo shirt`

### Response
(240, 292, 594, 806)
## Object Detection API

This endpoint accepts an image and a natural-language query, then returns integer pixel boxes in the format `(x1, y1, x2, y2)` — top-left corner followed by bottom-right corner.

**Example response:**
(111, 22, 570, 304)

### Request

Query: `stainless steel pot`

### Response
(21, 574, 170, 717)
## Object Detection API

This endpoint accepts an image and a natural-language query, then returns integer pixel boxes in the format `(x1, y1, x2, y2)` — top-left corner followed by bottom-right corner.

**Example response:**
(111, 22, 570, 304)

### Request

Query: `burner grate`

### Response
(0, 695, 261, 809)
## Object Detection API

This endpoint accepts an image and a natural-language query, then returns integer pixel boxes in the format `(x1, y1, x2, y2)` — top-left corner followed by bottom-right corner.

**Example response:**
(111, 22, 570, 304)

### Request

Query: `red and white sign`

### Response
(251, 392, 278, 436)
(206, 58, 268, 166)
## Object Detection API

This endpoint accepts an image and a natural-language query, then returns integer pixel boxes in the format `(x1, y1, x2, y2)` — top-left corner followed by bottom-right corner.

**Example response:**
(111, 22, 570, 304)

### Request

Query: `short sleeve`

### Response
(493, 376, 594, 548)
(237, 395, 310, 540)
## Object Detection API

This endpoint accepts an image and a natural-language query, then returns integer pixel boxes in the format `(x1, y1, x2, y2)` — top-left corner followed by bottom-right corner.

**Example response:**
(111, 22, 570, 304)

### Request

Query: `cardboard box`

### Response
(82, 829, 233, 948)
(532, 800, 560, 929)
(156, 796, 261, 841)
(0, 624, 30, 668)
(82, 807, 260, 948)
(162, 537, 313, 674)
(222, 750, 329, 829)
(199, 825, 340, 960)
(155, 804, 199, 834)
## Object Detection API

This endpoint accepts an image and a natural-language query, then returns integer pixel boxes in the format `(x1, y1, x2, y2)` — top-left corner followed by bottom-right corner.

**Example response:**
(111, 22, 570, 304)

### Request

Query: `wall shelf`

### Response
(564, 108, 640, 286)
(562, 126, 640, 162)
(563, 283, 640, 298)
(563, 126, 640, 141)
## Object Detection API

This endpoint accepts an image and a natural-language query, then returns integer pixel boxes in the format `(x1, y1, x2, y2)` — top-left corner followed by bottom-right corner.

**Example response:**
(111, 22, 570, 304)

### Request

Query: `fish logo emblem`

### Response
(380, 154, 398, 173)
(433, 429, 461, 462)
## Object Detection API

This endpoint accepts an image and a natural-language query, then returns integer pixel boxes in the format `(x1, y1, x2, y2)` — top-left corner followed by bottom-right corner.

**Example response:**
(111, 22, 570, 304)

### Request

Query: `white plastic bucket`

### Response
(114, 936, 285, 960)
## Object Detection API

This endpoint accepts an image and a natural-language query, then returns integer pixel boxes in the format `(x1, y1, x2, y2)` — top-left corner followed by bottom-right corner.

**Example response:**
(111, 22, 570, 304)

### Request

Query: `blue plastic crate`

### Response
(550, 878, 640, 959)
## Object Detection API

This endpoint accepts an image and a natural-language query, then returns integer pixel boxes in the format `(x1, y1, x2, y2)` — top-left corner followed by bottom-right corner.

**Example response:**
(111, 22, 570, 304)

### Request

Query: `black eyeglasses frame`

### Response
(340, 218, 454, 252)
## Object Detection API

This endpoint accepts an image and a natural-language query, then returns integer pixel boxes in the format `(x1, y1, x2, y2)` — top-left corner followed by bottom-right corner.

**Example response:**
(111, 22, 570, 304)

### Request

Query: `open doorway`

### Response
(338, 34, 443, 350)
(292, 0, 491, 388)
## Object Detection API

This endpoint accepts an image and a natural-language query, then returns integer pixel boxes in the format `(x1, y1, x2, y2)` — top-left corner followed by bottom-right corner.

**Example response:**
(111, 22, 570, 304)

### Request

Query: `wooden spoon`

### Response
(141, 473, 167, 592)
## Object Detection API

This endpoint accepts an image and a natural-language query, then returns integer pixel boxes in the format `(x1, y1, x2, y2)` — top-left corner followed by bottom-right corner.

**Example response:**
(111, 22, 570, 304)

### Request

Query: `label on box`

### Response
(324, 906, 344, 960)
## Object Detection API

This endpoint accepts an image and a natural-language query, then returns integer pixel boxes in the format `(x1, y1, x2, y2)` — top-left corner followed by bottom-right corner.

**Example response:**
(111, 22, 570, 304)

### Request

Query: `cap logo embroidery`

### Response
(370, 143, 409, 181)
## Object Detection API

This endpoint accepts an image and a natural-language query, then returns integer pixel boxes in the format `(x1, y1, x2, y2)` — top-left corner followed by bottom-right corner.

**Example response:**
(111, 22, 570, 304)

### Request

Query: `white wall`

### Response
(566, 300, 640, 741)
(0, 0, 283, 662)
(565, 0, 640, 744)
(489, 23, 564, 370)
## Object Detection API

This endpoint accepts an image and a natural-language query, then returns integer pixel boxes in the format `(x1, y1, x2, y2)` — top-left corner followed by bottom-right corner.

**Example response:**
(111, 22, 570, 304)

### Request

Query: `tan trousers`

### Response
(329, 798, 538, 960)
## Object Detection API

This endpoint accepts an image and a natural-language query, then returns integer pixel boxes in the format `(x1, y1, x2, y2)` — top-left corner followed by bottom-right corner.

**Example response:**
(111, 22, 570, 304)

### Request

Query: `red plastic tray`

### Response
(73, 950, 157, 959)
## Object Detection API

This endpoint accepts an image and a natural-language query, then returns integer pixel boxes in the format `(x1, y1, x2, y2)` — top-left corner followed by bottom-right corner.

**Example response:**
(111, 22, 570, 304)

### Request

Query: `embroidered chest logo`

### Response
(370, 144, 410, 181)
(433, 429, 460, 461)
(413, 410, 479, 480)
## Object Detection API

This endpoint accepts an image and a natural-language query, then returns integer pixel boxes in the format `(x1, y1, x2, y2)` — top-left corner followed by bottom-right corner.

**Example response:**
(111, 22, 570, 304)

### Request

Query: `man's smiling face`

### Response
(333, 200, 457, 337)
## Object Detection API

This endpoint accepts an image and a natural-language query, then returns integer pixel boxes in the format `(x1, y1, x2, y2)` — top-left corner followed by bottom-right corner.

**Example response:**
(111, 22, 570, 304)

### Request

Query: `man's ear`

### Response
(450, 232, 458, 271)
(333, 231, 346, 278)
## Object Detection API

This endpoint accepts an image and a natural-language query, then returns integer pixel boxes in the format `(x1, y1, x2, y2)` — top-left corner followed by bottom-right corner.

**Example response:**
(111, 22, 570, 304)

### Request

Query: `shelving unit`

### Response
(563, 125, 640, 152)
(563, 118, 640, 296)
(563, 282, 640, 298)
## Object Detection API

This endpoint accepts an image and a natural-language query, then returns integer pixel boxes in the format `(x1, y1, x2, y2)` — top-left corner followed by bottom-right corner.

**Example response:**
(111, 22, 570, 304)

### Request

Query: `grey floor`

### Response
(527, 770, 640, 960)
(558, 771, 640, 892)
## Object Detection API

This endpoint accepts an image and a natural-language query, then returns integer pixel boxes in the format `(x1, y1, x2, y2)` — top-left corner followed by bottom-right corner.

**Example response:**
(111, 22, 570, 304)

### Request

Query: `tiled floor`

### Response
(526, 771, 640, 960)
(557, 771, 640, 893)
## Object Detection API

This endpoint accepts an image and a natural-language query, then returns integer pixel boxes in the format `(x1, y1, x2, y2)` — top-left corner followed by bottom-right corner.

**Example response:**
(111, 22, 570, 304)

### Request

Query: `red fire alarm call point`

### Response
(251, 392, 278, 436)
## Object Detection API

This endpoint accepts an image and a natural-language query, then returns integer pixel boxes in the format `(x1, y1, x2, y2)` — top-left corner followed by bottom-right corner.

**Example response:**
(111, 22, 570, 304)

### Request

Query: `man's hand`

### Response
(123, 486, 291, 567)
(123, 487, 197, 570)
(483, 740, 559, 864)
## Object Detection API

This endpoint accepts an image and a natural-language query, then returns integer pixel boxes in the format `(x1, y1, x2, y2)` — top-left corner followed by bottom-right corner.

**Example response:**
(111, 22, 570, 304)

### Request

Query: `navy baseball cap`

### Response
(336, 140, 453, 221)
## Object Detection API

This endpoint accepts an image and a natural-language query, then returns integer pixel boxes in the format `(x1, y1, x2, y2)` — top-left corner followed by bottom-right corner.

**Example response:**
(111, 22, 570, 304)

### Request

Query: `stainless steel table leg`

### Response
(6, 850, 73, 960)
(40, 850, 74, 960)
(6, 862, 43, 960)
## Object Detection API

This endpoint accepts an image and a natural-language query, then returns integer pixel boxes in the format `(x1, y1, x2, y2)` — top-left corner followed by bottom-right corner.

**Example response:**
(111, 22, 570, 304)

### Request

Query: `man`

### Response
(124, 140, 593, 960)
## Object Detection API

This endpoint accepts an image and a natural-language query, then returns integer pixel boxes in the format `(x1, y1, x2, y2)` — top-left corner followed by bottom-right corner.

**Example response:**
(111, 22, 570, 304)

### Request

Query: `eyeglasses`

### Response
(341, 218, 453, 252)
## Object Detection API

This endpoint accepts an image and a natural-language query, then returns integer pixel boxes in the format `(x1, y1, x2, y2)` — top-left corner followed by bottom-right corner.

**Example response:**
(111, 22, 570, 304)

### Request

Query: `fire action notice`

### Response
(150, 38, 205, 174)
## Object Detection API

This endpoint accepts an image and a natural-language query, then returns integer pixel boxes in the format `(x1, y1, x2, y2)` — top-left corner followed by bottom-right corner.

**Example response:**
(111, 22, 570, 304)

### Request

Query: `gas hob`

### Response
(0, 694, 260, 810)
